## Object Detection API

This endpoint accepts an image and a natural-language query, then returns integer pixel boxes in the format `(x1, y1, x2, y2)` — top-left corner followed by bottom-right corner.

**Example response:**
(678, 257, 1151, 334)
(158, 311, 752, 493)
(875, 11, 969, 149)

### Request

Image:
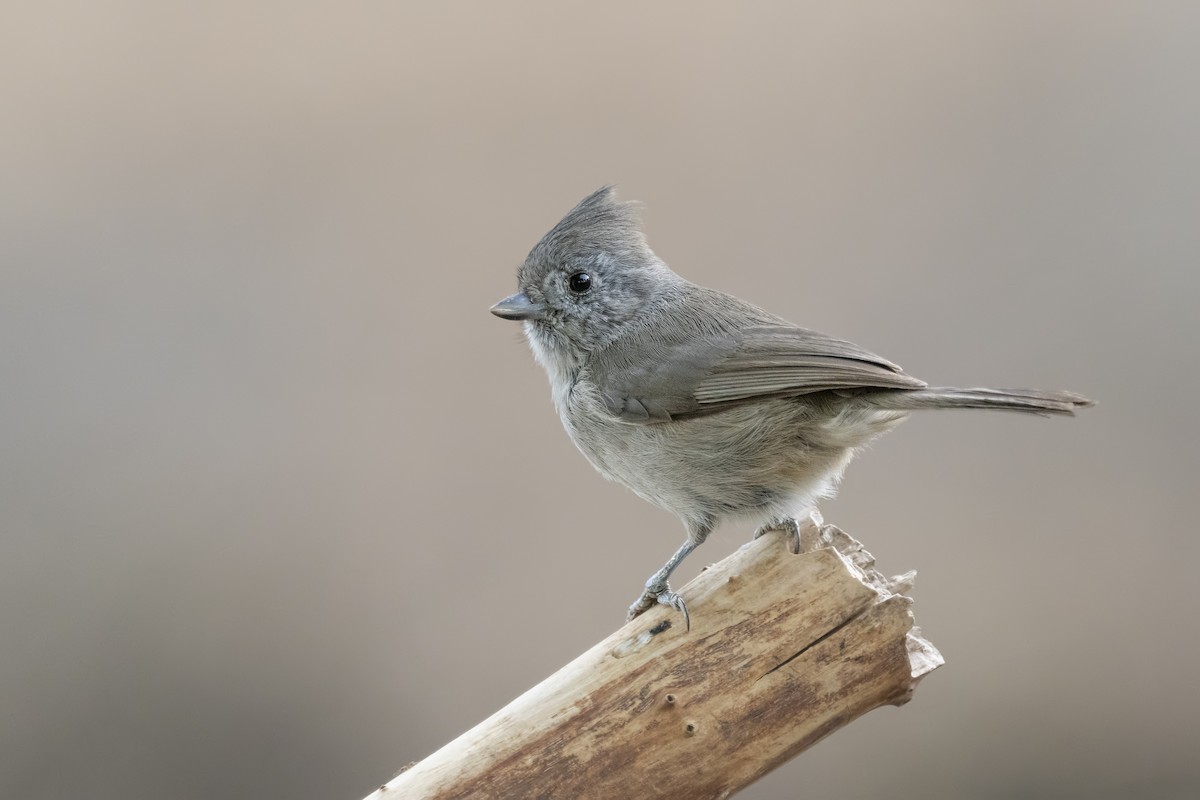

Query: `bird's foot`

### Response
(627, 583, 690, 630)
(753, 517, 809, 554)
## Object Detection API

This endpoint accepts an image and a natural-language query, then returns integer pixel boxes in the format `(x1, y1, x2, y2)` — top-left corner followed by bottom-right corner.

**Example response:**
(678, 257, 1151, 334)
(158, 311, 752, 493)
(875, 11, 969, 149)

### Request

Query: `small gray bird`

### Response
(491, 187, 1091, 626)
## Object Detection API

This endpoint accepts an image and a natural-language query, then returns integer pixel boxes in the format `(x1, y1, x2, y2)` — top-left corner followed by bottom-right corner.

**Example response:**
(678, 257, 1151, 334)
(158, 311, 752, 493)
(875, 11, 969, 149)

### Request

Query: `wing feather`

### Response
(694, 325, 925, 405)
(590, 323, 925, 423)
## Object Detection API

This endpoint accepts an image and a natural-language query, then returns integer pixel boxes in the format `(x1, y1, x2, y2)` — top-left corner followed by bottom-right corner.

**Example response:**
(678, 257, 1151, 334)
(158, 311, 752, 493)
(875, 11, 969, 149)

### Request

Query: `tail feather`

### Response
(863, 387, 1095, 417)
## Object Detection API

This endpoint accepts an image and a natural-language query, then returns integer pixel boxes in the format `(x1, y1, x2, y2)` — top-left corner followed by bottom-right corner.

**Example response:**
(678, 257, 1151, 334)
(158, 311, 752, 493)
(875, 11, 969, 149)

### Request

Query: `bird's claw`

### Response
(627, 584, 691, 631)
(754, 517, 805, 554)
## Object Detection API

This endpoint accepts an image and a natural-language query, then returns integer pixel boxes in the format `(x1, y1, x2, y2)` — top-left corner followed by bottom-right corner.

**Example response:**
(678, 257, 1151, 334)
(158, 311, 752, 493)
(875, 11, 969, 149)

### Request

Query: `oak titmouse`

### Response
(491, 187, 1092, 625)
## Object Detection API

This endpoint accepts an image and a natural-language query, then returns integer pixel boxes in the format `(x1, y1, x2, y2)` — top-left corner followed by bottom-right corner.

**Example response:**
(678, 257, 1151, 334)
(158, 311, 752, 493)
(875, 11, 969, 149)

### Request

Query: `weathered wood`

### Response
(368, 513, 942, 800)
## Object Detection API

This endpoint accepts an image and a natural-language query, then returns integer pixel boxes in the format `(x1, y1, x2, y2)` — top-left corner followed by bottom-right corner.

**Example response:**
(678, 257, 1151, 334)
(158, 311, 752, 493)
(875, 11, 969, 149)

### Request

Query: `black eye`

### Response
(568, 271, 592, 293)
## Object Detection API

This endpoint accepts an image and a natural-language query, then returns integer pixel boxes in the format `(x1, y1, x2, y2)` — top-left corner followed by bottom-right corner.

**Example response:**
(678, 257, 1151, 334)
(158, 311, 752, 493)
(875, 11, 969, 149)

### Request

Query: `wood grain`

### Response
(367, 513, 942, 800)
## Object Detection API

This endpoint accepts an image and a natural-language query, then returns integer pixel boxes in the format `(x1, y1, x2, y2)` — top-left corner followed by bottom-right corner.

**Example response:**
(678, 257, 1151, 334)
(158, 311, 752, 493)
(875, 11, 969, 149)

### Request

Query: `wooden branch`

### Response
(367, 513, 942, 800)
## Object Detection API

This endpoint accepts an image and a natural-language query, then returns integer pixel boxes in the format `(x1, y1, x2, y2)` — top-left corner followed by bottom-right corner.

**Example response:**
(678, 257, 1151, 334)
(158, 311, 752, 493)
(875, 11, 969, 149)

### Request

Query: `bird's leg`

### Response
(626, 540, 697, 628)
(753, 516, 814, 554)
(627, 522, 712, 630)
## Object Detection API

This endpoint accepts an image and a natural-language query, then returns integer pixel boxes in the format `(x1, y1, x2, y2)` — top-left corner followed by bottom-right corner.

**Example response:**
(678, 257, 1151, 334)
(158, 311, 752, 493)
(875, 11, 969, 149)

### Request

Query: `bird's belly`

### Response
(563, 395, 875, 527)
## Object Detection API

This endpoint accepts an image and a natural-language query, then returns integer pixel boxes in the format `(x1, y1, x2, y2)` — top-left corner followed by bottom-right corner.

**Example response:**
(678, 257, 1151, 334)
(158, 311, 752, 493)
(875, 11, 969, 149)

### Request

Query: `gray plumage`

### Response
(492, 187, 1092, 625)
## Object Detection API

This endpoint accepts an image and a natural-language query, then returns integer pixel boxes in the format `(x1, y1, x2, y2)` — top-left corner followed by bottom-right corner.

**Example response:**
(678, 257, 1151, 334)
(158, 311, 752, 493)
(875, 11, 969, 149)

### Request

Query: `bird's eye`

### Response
(568, 271, 592, 293)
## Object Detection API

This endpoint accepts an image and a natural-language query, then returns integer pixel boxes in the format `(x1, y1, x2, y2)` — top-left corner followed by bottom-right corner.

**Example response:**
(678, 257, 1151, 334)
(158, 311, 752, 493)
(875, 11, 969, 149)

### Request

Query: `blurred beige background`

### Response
(2, 2, 1196, 798)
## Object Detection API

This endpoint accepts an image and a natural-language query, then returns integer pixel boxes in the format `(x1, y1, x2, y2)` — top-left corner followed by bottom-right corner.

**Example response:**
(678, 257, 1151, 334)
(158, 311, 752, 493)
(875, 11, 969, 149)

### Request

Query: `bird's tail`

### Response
(862, 387, 1094, 417)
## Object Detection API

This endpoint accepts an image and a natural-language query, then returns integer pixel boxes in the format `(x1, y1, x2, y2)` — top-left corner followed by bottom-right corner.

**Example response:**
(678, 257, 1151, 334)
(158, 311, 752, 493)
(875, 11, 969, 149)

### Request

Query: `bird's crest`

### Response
(521, 187, 650, 280)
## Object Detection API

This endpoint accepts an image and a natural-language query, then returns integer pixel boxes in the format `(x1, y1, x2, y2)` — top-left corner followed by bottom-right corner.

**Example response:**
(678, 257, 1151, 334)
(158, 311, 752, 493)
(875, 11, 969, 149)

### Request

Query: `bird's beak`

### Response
(490, 292, 546, 321)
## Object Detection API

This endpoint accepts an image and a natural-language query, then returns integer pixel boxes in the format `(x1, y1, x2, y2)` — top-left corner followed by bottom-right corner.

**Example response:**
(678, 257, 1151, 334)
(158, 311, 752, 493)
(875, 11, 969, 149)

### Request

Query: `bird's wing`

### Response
(694, 324, 926, 403)
(590, 324, 926, 423)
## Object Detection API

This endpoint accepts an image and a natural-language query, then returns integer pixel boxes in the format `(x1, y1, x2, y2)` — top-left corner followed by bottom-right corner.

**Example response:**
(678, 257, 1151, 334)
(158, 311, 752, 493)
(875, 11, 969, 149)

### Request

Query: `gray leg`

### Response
(626, 521, 712, 629)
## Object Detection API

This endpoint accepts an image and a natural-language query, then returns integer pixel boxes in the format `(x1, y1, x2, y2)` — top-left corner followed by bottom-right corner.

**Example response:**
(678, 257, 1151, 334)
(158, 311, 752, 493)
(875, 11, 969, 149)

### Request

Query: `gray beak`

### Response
(490, 292, 546, 321)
